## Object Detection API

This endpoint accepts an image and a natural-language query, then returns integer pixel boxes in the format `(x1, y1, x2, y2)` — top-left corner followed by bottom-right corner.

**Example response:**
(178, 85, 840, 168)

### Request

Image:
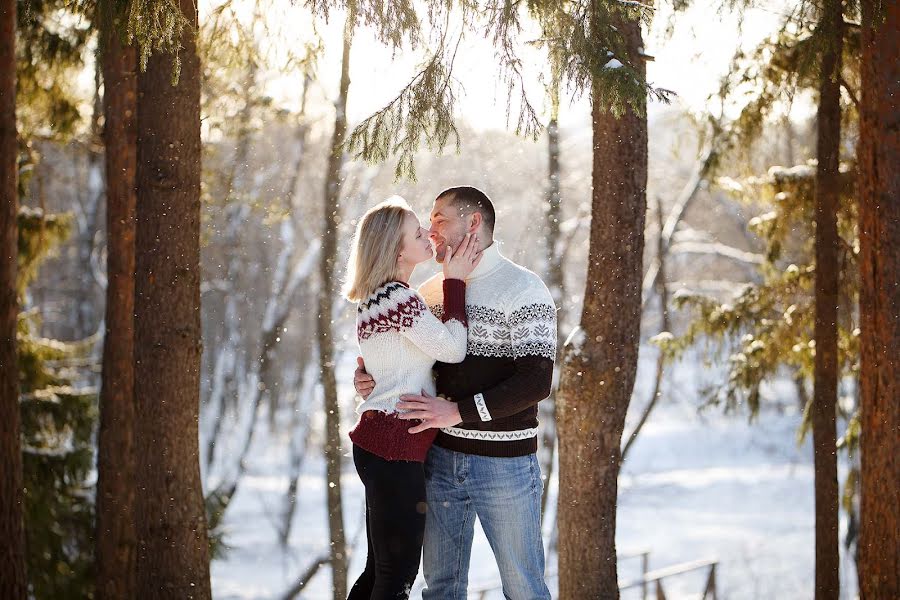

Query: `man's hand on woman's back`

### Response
(354, 356, 375, 399)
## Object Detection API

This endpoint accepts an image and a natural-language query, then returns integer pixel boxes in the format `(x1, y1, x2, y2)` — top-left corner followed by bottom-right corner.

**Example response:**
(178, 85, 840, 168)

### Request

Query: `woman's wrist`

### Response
(442, 279, 467, 325)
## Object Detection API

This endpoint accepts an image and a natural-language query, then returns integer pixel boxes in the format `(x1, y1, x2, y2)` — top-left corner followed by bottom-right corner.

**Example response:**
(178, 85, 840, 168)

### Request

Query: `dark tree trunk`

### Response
(95, 14, 138, 600)
(316, 6, 354, 599)
(857, 1, 899, 597)
(0, 0, 27, 595)
(133, 0, 211, 596)
(556, 13, 647, 600)
(812, 2, 843, 597)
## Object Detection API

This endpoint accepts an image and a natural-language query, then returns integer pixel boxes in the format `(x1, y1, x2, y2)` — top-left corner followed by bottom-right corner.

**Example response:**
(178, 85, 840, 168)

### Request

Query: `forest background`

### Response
(1, 0, 897, 598)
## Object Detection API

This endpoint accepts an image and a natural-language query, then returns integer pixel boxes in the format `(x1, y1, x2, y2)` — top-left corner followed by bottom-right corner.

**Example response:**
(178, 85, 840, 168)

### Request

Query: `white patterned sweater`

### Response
(418, 242, 558, 458)
(353, 279, 469, 416)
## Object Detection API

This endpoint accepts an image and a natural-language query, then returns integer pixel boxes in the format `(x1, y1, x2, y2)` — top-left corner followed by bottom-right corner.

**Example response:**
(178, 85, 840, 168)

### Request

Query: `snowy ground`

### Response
(209, 354, 858, 600)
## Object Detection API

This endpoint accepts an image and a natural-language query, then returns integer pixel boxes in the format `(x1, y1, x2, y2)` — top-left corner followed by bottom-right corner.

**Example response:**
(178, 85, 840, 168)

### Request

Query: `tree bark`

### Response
(556, 13, 647, 600)
(812, 2, 843, 597)
(133, 0, 211, 595)
(812, 0, 843, 600)
(95, 13, 138, 600)
(539, 114, 562, 518)
(857, 1, 899, 597)
(0, 0, 27, 595)
(317, 6, 354, 599)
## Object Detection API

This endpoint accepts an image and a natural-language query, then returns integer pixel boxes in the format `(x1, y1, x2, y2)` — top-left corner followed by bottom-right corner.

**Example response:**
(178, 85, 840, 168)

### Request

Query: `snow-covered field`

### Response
(209, 354, 858, 600)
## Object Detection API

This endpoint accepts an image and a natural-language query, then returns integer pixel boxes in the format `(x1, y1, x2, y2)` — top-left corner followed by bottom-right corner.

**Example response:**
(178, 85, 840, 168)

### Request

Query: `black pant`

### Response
(348, 444, 427, 600)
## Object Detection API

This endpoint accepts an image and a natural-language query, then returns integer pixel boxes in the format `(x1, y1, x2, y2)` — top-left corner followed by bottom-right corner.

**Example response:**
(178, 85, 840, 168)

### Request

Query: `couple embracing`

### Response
(343, 186, 557, 600)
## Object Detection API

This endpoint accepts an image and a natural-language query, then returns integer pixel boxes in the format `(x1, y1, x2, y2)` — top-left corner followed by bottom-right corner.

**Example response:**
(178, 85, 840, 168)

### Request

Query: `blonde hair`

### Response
(342, 196, 414, 302)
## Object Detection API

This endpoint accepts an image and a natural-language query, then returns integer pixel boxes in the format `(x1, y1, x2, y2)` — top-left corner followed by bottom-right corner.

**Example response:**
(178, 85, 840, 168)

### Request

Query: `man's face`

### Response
(428, 197, 469, 263)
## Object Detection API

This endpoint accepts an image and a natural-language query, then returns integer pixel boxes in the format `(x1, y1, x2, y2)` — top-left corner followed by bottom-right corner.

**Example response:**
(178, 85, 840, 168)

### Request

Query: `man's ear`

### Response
(469, 211, 483, 232)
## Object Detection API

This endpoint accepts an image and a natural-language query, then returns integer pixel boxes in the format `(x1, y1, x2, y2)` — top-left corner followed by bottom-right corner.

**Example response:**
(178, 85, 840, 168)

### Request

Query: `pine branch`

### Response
(344, 22, 462, 179)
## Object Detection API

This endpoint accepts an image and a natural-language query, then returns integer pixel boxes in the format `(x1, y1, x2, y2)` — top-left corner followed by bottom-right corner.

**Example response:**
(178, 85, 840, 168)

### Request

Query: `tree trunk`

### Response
(0, 0, 27, 595)
(621, 196, 669, 463)
(133, 0, 211, 595)
(556, 13, 647, 600)
(317, 6, 354, 599)
(279, 358, 318, 546)
(857, 1, 899, 597)
(202, 203, 248, 473)
(812, 2, 843, 597)
(95, 14, 138, 600)
(539, 113, 562, 518)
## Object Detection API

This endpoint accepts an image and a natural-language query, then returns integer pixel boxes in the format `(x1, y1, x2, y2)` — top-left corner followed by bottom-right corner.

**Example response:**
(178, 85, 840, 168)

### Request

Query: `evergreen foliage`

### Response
(657, 162, 858, 422)
(16, 0, 92, 138)
(346, 0, 674, 178)
(528, 0, 673, 116)
(657, 0, 862, 428)
(656, 0, 866, 558)
(17, 207, 97, 600)
(345, 37, 461, 179)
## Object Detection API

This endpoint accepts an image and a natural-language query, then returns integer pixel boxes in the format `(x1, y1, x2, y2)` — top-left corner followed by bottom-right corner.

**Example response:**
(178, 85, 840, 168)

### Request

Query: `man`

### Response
(354, 186, 556, 600)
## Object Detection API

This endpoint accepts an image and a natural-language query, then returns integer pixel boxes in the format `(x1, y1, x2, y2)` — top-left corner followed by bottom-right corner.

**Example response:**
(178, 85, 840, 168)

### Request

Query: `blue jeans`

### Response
(422, 444, 550, 600)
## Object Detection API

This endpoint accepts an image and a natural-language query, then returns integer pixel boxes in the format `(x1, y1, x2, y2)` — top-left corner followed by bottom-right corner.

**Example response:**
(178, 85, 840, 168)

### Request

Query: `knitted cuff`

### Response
(456, 395, 480, 424)
(442, 278, 468, 326)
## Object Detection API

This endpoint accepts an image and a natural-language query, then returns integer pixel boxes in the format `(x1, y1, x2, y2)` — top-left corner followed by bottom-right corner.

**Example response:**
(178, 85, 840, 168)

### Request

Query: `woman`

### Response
(343, 196, 481, 599)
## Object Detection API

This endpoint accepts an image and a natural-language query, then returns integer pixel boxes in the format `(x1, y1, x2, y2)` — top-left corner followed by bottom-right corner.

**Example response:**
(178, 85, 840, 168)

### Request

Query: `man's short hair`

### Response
(435, 186, 496, 233)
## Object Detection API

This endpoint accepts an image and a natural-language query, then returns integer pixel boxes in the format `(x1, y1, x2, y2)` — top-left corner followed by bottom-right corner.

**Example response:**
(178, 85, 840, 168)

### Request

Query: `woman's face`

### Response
(398, 212, 434, 266)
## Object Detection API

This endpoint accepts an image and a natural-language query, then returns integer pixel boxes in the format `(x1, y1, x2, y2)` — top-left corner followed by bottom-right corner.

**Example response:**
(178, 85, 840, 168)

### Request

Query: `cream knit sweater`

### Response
(354, 280, 468, 415)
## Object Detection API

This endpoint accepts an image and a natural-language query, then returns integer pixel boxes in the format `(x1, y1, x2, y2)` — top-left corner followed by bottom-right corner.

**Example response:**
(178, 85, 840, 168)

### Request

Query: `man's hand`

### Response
(397, 390, 462, 434)
(354, 357, 375, 400)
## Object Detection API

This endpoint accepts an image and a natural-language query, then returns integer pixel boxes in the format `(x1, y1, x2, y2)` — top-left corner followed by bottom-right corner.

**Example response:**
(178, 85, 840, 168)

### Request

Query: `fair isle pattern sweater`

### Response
(419, 242, 557, 457)
(349, 279, 468, 462)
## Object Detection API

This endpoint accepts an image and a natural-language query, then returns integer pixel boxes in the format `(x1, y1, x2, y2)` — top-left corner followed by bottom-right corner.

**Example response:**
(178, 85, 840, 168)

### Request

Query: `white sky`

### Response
(70, 1, 799, 135)
(206, 0, 796, 132)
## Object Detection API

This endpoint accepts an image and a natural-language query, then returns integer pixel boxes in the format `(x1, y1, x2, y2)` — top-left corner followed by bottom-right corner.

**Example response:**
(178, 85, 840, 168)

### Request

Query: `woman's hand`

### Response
(442, 233, 483, 280)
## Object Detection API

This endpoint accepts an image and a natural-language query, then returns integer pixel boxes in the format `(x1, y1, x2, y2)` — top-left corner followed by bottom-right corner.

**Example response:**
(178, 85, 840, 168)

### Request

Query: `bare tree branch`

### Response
(668, 241, 766, 265)
(278, 554, 331, 600)
(641, 142, 716, 309)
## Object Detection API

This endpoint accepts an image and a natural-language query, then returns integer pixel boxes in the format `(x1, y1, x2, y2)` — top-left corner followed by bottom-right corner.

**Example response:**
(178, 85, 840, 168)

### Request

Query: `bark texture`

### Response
(556, 13, 647, 600)
(316, 7, 355, 599)
(133, 0, 211, 595)
(811, 2, 843, 597)
(540, 114, 562, 517)
(0, 0, 27, 594)
(95, 15, 138, 599)
(857, 1, 899, 597)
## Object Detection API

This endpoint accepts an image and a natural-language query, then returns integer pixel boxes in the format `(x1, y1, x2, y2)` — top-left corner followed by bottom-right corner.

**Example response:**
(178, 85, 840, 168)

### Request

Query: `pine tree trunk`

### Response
(0, 0, 27, 595)
(95, 15, 137, 600)
(857, 1, 900, 597)
(556, 14, 647, 600)
(317, 7, 354, 599)
(133, 0, 211, 596)
(812, 2, 842, 597)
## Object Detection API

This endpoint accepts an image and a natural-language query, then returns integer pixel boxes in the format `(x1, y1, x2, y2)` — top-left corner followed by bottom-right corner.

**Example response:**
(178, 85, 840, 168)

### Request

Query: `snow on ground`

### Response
(210, 353, 858, 600)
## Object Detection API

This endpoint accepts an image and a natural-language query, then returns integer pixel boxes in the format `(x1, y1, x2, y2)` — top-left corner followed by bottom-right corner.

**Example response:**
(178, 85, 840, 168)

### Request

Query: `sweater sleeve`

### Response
(455, 282, 557, 423)
(399, 279, 469, 364)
